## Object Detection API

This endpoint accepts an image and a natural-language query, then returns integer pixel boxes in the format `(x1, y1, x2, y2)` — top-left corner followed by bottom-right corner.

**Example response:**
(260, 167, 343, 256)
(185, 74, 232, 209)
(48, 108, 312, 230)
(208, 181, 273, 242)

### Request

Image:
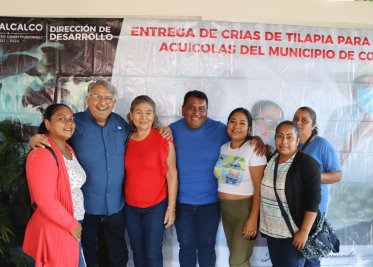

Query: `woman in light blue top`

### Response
(293, 106, 342, 267)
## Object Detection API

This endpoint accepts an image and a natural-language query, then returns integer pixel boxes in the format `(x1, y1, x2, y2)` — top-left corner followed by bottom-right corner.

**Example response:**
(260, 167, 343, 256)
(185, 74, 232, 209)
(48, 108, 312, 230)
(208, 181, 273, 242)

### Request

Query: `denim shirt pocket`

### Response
(111, 126, 126, 156)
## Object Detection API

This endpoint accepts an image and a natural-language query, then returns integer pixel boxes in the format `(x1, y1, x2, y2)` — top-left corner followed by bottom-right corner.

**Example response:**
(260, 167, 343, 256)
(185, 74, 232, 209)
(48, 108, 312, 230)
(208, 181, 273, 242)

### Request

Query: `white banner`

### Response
(111, 19, 373, 267)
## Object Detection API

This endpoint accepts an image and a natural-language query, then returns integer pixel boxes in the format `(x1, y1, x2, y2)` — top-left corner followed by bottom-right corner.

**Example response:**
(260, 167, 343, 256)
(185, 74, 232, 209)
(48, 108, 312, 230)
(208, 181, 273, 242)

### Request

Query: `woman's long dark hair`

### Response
(296, 106, 318, 135)
(38, 104, 72, 134)
(227, 107, 254, 146)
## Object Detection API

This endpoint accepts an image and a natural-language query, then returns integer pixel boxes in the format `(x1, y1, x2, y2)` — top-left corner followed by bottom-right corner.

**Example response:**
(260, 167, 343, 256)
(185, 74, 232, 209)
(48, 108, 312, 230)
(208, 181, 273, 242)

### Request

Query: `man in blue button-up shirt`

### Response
(71, 80, 130, 267)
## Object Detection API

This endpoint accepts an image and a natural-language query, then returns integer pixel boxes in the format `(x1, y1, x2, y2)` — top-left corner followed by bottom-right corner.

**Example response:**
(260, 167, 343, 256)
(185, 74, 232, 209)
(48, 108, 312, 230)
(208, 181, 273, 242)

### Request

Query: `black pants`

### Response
(82, 209, 128, 267)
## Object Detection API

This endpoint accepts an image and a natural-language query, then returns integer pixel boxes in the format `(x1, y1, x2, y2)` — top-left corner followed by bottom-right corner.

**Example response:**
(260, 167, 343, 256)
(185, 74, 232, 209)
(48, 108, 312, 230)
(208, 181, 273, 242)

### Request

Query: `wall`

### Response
(1, 0, 373, 29)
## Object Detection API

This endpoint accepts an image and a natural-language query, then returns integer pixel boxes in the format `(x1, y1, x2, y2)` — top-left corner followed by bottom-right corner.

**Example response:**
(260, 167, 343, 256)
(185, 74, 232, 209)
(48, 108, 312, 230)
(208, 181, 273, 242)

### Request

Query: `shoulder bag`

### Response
(273, 155, 340, 259)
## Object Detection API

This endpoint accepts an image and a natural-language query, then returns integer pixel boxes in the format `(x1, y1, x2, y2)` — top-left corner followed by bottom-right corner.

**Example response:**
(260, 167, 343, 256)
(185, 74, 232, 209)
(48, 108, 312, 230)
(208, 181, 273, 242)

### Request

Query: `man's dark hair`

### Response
(182, 90, 208, 108)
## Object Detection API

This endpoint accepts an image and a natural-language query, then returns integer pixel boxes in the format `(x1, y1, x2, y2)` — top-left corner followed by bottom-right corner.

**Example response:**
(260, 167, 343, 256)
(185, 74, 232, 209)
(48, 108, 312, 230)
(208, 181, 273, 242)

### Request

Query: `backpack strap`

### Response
(31, 146, 59, 209)
(44, 146, 59, 166)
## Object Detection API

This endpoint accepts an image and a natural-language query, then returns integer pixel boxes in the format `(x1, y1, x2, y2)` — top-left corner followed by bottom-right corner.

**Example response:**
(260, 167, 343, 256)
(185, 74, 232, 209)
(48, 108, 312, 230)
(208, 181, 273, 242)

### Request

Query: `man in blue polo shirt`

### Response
(170, 90, 264, 267)
(170, 90, 228, 267)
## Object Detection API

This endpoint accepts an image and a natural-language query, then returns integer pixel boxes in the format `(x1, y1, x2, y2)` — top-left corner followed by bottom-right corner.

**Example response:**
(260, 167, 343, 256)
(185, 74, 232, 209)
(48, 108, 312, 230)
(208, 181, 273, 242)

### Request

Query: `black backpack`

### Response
(9, 146, 58, 238)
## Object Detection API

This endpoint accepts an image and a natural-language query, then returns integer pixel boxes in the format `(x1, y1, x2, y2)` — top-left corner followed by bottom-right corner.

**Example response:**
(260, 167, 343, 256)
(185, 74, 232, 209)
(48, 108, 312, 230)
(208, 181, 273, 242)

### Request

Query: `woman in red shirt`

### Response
(124, 95, 178, 267)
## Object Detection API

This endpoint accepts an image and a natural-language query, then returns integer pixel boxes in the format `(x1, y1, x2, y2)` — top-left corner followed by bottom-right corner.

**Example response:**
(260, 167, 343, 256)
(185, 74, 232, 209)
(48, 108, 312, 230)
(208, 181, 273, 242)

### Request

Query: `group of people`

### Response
(23, 79, 342, 267)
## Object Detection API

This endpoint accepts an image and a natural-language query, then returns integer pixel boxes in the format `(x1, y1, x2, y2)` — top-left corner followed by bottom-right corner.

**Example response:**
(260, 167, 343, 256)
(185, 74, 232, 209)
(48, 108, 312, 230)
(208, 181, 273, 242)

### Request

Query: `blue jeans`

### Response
(79, 240, 86, 267)
(78, 220, 87, 267)
(81, 209, 128, 267)
(175, 202, 220, 267)
(125, 199, 167, 267)
(267, 237, 306, 267)
(305, 257, 320, 267)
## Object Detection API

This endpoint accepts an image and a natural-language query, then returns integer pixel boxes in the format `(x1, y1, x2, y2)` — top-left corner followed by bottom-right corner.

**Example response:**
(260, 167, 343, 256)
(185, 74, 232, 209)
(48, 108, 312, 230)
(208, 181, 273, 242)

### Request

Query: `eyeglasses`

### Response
(184, 106, 208, 113)
(255, 117, 280, 127)
(88, 94, 115, 104)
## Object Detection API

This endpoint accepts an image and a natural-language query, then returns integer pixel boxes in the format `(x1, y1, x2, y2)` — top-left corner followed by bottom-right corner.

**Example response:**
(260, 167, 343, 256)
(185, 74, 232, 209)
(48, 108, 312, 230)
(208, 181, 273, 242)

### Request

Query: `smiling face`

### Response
(45, 106, 75, 142)
(182, 96, 208, 129)
(227, 111, 250, 145)
(129, 102, 155, 132)
(86, 84, 116, 126)
(275, 123, 299, 159)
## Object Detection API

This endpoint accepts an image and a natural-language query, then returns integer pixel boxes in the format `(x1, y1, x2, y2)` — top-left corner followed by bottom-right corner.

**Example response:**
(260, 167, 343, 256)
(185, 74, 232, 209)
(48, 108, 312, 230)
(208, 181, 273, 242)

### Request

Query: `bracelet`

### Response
(167, 206, 176, 211)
